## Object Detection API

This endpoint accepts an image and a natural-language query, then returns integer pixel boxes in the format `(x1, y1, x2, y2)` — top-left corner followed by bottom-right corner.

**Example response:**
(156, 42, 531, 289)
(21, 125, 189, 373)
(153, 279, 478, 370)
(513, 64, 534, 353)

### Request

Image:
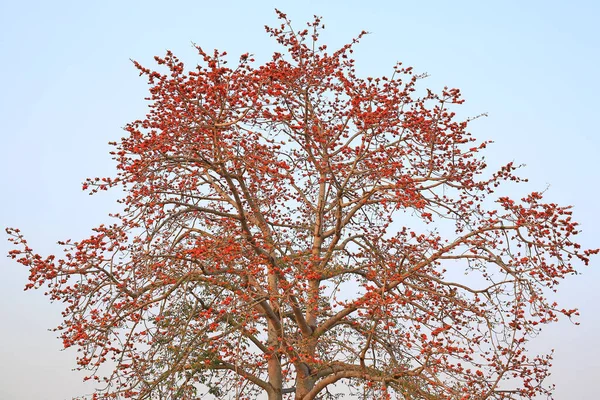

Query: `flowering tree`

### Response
(7, 11, 597, 400)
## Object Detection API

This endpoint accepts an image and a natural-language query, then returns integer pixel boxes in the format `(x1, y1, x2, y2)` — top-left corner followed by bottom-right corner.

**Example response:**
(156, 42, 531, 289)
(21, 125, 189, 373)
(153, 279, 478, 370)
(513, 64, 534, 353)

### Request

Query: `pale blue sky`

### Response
(1, 1, 598, 399)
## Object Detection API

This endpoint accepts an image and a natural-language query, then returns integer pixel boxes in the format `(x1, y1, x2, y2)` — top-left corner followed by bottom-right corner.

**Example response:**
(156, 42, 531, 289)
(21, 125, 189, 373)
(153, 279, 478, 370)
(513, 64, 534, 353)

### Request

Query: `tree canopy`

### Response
(7, 11, 598, 400)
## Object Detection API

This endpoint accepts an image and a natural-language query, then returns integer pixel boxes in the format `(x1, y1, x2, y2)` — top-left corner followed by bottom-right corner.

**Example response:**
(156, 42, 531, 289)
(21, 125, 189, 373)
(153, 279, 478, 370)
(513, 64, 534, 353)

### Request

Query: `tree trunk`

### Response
(267, 268, 283, 400)
(294, 333, 318, 399)
(267, 317, 283, 400)
(295, 373, 316, 400)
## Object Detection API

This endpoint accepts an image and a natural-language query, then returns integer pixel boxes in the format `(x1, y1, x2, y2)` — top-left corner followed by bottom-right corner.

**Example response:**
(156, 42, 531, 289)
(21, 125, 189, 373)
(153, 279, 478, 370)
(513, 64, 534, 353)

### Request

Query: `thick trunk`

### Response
(267, 269, 282, 400)
(267, 384, 282, 400)
(295, 374, 316, 400)
(267, 318, 283, 400)
(294, 334, 318, 399)
(297, 275, 320, 399)
(299, 173, 324, 399)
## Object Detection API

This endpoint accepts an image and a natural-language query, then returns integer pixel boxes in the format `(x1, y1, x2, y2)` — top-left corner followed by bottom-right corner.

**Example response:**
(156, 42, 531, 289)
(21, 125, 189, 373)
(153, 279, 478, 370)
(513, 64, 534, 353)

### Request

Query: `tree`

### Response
(7, 11, 598, 400)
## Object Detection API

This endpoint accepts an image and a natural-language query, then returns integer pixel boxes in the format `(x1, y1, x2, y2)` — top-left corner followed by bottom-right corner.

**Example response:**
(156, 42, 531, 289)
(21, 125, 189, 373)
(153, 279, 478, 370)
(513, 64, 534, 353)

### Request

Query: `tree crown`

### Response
(7, 11, 598, 400)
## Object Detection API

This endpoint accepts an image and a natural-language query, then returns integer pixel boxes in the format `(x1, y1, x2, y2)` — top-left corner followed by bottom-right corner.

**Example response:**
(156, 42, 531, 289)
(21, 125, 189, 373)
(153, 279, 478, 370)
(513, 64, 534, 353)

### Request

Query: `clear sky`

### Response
(1, 1, 598, 399)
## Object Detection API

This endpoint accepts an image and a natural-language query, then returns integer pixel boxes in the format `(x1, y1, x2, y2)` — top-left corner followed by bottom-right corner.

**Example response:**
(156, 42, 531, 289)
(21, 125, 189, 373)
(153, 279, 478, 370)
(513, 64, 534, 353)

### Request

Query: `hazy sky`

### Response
(1, 1, 599, 399)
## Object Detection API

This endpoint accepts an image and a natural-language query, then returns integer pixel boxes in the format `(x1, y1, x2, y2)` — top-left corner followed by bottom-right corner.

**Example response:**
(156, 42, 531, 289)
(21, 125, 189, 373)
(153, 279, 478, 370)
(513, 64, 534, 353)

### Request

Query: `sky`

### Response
(1, 0, 598, 398)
